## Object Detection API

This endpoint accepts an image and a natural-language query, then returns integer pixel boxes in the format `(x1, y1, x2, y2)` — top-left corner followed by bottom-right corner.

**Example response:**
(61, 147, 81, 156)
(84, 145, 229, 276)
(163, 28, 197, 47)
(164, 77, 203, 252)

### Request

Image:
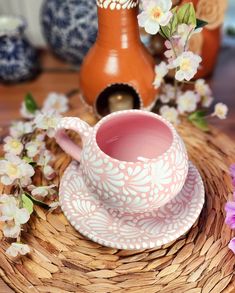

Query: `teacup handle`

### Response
(55, 117, 92, 162)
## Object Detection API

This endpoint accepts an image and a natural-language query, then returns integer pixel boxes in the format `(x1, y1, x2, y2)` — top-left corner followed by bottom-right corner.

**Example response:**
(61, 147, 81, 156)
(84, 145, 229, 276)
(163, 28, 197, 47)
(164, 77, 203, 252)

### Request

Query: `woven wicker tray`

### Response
(0, 108, 235, 293)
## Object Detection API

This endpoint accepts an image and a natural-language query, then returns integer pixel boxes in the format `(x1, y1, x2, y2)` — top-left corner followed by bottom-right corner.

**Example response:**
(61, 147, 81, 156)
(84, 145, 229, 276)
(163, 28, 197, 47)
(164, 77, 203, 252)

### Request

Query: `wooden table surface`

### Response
(0, 48, 234, 292)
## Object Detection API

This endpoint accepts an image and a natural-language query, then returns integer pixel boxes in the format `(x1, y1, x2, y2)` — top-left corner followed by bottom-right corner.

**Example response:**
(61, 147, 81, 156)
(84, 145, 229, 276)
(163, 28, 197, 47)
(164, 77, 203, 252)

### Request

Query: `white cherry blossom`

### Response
(138, 0, 172, 35)
(201, 96, 214, 108)
(43, 92, 69, 114)
(174, 24, 202, 48)
(34, 110, 61, 138)
(177, 90, 199, 114)
(6, 243, 30, 257)
(37, 150, 55, 180)
(0, 154, 35, 186)
(195, 79, 212, 97)
(43, 165, 56, 180)
(29, 185, 56, 198)
(153, 62, 168, 89)
(160, 83, 177, 104)
(160, 105, 179, 124)
(3, 136, 23, 156)
(0, 195, 18, 221)
(212, 103, 228, 120)
(0, 195, 30, 238)
(172, 51, 202, 81)
(25, 134, 46, 158)
(37, 150, 54, 166)
(10, 121, 33, 138)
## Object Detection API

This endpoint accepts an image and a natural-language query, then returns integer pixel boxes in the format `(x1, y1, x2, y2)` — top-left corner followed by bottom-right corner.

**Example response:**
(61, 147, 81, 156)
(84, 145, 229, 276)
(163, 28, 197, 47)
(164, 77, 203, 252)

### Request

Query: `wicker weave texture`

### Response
(0, 112, 235, 293)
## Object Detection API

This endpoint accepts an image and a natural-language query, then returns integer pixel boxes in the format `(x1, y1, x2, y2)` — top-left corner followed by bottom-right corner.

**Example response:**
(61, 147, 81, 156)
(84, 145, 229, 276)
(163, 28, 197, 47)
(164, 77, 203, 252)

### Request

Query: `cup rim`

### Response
(92, 109, 179, 164)
(0, 15, 26, 37)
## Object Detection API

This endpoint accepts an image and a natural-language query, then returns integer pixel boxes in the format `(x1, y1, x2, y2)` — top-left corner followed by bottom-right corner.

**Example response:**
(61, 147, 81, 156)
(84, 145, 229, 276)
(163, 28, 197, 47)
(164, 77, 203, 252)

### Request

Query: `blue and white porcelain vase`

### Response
(0, 16, 40, 84)
(41, 0, 98, 67)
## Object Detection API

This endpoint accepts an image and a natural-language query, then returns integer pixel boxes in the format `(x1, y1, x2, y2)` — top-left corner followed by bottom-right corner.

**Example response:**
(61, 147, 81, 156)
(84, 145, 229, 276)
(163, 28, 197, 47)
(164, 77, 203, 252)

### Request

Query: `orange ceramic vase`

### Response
(79, 0, 157, 117)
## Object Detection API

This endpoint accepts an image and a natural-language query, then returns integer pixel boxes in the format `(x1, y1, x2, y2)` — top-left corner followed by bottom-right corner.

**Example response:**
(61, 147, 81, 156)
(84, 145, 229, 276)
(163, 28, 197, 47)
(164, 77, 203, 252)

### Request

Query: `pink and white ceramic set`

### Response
(56, 110, 204, 249)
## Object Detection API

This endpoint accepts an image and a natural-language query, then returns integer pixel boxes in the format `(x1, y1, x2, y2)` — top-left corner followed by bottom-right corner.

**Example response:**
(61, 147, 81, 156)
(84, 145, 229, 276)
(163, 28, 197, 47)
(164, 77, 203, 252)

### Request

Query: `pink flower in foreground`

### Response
(230, 164, 235, 179)
(228, 238, 235, 254)
(164, 39, 184, 62)
(225, 202, 235, 229)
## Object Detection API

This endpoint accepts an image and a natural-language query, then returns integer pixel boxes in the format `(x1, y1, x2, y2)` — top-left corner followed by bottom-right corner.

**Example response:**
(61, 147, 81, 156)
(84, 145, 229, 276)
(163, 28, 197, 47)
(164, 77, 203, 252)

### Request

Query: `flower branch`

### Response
(0, 92, 69, 257)
(138, 0, 228, 130)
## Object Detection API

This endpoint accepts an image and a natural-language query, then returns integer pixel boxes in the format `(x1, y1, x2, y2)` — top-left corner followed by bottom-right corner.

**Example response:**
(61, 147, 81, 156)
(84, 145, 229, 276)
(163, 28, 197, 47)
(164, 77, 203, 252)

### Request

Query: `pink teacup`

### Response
(55, 110, 188, 213)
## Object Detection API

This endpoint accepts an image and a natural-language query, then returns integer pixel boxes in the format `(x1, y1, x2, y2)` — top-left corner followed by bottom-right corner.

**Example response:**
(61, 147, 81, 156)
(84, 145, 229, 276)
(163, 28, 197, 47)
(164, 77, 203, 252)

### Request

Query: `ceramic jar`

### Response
(79, 0, 158, 117)
(41, 0, 98, 66)
(0, 15, 40, 84)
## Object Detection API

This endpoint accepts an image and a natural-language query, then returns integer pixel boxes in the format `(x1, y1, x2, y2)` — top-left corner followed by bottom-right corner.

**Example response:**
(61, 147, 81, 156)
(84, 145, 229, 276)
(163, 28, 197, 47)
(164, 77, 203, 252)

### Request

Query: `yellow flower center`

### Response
(46, 117, 55, 127)
(180, 58, 191, 71)
(10, 140, 21, 149)
(182, 99, 191, 107)
(7, 164, 19, 176)
(150, 7, 163, 20)
(216, 107, 224, 116)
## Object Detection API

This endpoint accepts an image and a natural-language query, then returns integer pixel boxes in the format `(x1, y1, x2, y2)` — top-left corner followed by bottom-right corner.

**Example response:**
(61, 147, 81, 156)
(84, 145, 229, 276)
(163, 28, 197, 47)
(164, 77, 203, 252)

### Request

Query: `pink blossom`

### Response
(225, 202, 235, 230)
(228, 238, 235, 254)
(164, 39, 184, 63)
(230, 165, 235, 176)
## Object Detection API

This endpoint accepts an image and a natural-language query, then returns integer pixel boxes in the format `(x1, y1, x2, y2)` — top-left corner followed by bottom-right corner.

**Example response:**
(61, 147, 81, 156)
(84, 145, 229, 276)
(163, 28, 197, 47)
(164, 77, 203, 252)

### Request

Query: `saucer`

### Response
(59, 161, 204, 250)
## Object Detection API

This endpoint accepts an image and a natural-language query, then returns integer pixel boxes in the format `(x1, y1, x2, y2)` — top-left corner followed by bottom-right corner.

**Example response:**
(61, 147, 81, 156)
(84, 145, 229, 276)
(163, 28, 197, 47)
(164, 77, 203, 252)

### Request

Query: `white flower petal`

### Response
(14, 208, 30, 225)
(159, 11, 172, 26)
(42, 93, 68, 114)
(145, 19, 160, 35)
(3, 224, 21, 238)
(43, 165, 56, 180)
(6, 243, 30, 257)
(175, 71, 185, 81)
(1, 176, 14, 186)
(137, 12, 148, 27)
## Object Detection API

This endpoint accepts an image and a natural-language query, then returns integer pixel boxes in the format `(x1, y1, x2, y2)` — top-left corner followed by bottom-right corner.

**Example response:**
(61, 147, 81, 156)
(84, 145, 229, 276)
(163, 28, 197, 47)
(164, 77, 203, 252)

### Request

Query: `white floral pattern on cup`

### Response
(59, 161, 204, 249)
(55, 110, 189, 213)
(96, 0, 139, 10)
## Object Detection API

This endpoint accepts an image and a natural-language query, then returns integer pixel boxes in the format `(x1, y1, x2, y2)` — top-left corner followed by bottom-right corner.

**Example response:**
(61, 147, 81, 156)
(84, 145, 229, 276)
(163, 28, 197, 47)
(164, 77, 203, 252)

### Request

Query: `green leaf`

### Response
(190, 119, 209, 132)
(177, 3, 196, 26)
(22, 194, 34, 215)
(25, 193, 50, 210)
(160, 7, 178, 39)
(188, 111, 209, 132)
(22, 156, 37, 166)
(24, 93, 38, 114)
(188, 110, 206, 121)
(196, 18, 208, 29)
(159, 27, 169, 39)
